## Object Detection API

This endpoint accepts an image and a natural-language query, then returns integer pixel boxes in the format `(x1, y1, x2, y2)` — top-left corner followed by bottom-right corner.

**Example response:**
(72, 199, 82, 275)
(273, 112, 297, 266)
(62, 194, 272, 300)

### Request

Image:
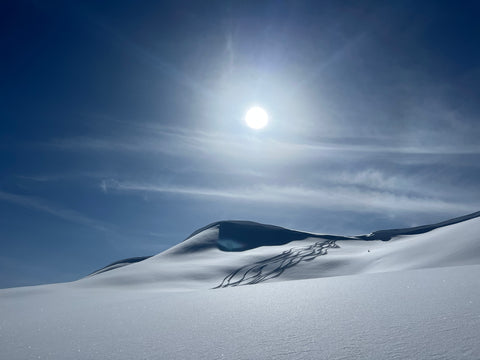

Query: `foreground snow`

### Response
(1, 265, 479, 359)
(1, 213, 480, 359)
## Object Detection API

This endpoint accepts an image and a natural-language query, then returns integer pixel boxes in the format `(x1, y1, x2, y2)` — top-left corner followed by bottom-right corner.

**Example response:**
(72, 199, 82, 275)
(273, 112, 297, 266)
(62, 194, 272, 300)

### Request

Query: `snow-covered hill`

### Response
(1, 212, 480, 359)
(81, 211, 480, 290)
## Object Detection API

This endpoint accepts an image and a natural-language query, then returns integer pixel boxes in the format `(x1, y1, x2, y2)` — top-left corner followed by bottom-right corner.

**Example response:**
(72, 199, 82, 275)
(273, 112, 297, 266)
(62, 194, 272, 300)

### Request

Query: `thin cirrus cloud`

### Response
(48, 124, 478, 218)
(101, 179, 474, 215)
(50, 128, 480, 160)
(46, 120, 478, 220)
(0, 191, 109, 232)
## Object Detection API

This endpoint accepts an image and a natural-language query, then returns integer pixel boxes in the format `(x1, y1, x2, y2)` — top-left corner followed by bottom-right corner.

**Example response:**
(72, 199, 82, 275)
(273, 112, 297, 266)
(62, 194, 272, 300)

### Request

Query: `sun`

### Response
(245, 106, 269, 129)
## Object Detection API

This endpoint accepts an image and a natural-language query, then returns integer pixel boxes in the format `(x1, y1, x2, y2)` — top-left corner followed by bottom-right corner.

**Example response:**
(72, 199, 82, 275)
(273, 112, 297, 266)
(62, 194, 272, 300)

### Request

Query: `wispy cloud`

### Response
(102, 179, 475, 216)
(45, 122, 479, 220)
(16, 172, 110, 183)
(16, 175, 57, 182)
(0, 191, 109, 232)
(51, 128, 480, 165)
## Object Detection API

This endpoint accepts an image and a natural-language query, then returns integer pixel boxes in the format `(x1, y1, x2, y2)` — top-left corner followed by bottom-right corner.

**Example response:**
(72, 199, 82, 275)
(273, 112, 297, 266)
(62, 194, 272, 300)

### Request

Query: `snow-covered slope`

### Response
(78, 212, 480, 290)
(2, 212, 480, 359)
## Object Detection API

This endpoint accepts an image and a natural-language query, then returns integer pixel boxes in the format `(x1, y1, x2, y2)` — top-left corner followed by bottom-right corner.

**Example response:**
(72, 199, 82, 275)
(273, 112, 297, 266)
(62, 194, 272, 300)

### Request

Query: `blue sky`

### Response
(1, 0, 480, 288)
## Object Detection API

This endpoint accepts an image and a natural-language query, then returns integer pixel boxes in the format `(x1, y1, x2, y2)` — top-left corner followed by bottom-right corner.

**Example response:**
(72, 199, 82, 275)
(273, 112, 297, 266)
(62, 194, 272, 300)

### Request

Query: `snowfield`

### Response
(1, 212, 480, 359)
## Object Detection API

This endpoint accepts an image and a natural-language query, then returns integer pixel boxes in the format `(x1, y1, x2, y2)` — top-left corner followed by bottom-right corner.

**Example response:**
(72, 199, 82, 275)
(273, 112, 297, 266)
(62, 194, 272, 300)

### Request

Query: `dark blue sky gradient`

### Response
(1, 0, 480, 288)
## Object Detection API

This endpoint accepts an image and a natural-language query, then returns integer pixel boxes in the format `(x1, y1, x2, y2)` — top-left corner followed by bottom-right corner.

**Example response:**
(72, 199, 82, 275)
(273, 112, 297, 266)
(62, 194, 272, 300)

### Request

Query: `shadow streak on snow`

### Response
(213, 240, 339, 288)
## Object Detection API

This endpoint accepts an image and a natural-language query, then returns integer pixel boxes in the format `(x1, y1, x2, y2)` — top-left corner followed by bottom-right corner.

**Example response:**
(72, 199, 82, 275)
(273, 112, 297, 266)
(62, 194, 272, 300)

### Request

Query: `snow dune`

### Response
(1, 211, 480, 359)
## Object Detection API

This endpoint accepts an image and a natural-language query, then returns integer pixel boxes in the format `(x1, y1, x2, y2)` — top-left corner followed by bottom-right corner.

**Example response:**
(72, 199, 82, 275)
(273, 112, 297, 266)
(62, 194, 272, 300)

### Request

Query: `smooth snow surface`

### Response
(2, 212, 480, 359)
(2, 266, 480, 359)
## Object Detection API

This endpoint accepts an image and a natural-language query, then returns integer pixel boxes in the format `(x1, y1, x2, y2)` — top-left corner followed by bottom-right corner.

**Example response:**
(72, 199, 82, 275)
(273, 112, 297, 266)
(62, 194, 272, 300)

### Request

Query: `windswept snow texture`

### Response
(2, 212, 480, 359)
(1, 266, 480, 359)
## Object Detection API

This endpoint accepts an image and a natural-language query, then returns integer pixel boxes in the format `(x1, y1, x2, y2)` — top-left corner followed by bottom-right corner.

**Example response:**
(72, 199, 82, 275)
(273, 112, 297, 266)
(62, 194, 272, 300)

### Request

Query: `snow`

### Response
(1, 212, 480, 359)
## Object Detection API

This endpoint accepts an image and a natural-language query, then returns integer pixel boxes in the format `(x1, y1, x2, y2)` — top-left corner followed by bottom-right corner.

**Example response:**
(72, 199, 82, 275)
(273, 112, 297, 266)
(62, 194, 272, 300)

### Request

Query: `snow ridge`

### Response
(359, 210, 480, 240)
(88, 256, 152, 277)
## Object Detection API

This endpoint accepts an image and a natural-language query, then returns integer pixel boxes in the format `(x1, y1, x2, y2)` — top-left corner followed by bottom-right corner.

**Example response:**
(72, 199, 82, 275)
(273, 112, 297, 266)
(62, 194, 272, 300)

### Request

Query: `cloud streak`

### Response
(103, 179, 475, 216)
(45, 122, 479, 223)
(51, 128, 480, 162)
(0, 191, 109, 232)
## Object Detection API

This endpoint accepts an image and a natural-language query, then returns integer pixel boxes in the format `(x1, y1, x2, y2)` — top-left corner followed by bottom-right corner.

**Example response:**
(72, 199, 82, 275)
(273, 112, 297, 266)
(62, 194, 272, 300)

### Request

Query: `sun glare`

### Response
(245, 106, 269, 129)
